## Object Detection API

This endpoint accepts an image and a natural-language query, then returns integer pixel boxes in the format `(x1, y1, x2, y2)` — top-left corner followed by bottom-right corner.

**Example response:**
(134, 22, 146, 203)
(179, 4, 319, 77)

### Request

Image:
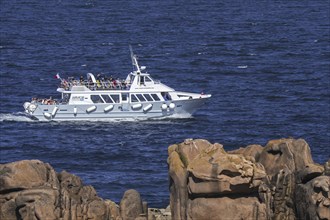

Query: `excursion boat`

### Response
(23, 51, 211, 121)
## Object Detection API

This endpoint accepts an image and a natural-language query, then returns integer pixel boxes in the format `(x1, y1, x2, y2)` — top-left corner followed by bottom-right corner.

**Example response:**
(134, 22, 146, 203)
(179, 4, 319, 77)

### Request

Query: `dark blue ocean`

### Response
(0, 1, 329, 207)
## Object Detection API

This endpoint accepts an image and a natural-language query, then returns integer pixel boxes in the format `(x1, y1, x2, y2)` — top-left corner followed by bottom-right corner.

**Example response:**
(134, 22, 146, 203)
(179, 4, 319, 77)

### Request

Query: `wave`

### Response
(0, 112, 36, 122)
(159, 113, 193, 119)
(237, 65, 248, 69)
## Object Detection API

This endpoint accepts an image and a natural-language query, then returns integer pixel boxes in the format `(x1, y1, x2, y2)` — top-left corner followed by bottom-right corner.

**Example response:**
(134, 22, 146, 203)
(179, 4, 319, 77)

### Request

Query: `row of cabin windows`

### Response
(90, 93, 160, 104)
(131, 94, 160, 102)
(91, 94, 120, 103)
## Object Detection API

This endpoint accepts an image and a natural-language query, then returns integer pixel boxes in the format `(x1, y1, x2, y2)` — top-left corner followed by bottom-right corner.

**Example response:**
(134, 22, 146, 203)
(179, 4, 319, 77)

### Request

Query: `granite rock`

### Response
(0, 160, 120, 220)
(1, 138, 328, 220)
(120, 189, 144, 220)
(168, 138, 329, 220)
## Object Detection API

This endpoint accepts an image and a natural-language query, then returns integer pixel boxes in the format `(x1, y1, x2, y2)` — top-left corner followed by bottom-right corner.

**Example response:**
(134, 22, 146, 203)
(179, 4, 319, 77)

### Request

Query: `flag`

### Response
(54, 73, 61, 79)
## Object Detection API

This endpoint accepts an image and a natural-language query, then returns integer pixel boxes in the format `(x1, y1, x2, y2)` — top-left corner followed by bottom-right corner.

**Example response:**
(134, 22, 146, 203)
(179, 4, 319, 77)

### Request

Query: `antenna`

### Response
(129, 45, 135, 71)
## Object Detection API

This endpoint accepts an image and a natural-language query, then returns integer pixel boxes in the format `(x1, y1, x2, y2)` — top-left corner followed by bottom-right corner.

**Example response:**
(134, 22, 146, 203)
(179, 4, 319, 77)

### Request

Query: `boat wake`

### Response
(158, 113, 193, 120)
(0, 112, 36, 122)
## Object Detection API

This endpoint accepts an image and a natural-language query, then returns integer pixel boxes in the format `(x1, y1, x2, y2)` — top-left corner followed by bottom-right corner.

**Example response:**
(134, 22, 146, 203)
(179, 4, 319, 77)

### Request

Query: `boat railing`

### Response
(59, 79, 131, 91)
(31, 98, 58, 105)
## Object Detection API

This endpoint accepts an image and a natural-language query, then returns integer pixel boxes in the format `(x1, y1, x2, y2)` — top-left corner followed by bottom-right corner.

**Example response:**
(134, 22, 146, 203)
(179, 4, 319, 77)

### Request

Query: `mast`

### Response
(129, 45, 141, 74)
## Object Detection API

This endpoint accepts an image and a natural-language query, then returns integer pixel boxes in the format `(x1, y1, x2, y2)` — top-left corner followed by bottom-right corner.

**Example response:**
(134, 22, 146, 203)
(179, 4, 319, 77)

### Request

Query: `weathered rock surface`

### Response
(1, 138, 328, 220)
(120, 189, 144, 220)
(168, 138, 329, 220)
(0, 160, 154, 220)
(0, 160, 121, 220)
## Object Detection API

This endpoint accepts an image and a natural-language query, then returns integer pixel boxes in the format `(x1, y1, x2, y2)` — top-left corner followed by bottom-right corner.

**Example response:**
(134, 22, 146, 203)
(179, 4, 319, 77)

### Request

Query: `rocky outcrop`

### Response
(168, 138, 329, 220)
(0, 160, 61, 220)
(0, 160, 122, 220)
(1, 138, 328, 220)
(120, 189, 144, 220)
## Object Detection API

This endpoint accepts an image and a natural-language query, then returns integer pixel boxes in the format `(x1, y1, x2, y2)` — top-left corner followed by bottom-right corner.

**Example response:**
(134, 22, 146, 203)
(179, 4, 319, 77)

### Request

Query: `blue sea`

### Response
(0, 1, 329, 208)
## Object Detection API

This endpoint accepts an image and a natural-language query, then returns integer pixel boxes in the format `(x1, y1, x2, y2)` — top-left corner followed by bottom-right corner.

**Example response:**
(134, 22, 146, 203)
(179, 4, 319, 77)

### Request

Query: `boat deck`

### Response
(60, 77, 131, 91)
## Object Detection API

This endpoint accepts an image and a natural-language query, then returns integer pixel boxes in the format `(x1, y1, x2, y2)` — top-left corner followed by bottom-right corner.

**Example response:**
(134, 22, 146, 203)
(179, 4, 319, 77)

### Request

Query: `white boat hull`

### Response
(24, 97, 210, 121)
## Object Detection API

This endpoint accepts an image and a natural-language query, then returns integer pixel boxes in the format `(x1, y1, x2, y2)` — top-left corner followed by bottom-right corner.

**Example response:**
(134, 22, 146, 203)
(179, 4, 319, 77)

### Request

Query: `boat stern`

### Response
(23, 102, 39, 119)
(23, 102, 37, 114)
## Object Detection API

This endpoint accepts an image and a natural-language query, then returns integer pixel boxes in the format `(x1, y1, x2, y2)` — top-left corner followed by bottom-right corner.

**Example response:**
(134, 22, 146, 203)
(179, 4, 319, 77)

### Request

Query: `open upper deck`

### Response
(59, 74, 131, 91)
(57, 51, 174, 93)
(58, 71, 174, 94)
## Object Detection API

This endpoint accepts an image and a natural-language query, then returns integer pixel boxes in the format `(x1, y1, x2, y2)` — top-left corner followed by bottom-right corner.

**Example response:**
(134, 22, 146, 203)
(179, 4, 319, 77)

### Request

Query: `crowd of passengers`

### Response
(31, 97, 57, 105)
(60, 74, 130, 90)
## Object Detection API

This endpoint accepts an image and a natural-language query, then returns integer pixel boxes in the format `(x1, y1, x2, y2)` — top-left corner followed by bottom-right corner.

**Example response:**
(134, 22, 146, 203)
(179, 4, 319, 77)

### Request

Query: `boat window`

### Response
(110, 94, 120, 103)
(140, 76, 145, 85)
(136, 94, 146, 102)
(122, 93, 128, 101)
(91, 95, 104, 103)
(101, 95, 113, 103)
(130, 75, 135, 84)
(161, 92, 172, 101)
(144, 94, 153, 101)
(131, 94, 139, 102)
(151, 94, 160, 101)
(145, 76, 152, 82)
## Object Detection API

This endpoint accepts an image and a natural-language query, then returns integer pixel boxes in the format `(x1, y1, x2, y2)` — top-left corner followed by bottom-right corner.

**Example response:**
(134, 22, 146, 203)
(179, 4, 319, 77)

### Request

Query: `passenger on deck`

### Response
(103, 76, 108, 88)
(61, 79, 69, 90)
(100, 75, 106, 89)
(80, 76, 84, 85)
(116, 78, 121, 89)
(121, 80, 127, 89)
(48, 100, 54, 105)
(88, 79, 96, 90)
(96, 74, 102, 89)
(106, 78, 112, 89)
(112, 78, 117, 88)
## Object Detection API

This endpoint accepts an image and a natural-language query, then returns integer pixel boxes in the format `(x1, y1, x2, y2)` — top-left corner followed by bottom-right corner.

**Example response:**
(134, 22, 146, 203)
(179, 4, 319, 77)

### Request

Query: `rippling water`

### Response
(1, 1, 329, 207)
